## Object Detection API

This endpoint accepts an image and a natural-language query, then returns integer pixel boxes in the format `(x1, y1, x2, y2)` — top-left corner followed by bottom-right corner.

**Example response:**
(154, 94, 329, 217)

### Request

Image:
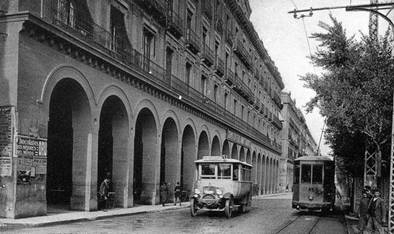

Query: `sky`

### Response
(249, 0, 392, 155)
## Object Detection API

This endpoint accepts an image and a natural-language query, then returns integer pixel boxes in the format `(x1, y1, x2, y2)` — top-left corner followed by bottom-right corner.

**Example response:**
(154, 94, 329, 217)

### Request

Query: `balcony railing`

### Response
(234, 39, 252, 69)
(233, 74, 254, 103)
(134, 0, 166, 26)
(272, 115, 283, 129)
(166, 10, 183, 39)
(39, 3, 280, 153)
(185, 29, 200, 54)
(272, 92, 283, 109)
(214, 57, 224, 77)
(201, 44, 214, 66)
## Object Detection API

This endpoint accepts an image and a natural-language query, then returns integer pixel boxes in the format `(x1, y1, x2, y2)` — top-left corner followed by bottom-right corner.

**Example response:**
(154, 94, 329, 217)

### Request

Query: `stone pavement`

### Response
(344, 215, 389, 234)
(0, 202, 189, 229)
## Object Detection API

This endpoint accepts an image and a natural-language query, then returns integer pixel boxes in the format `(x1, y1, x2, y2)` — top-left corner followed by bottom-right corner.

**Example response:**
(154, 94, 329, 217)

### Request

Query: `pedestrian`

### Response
(99, 177, 111, 210)
(160, 182, 169, 206)
(358, 189, 371, 234)
(368, 189, 386, 234)
(174, 182, 182, 206)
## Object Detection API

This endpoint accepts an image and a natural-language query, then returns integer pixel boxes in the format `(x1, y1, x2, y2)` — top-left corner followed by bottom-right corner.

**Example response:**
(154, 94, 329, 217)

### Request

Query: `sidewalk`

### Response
(254, 192, 293, 199)
(0, 202, 189, 229)
(344, 214, 389, 234)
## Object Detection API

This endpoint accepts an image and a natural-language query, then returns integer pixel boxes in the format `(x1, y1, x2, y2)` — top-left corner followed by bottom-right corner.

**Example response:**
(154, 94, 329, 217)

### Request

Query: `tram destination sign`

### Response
(0, 106, 14, 176)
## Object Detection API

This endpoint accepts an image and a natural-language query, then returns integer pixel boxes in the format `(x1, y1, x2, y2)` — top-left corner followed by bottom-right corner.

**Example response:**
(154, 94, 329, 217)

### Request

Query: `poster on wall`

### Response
(0, 106, 14, 177)
(16, 135, 47, 184)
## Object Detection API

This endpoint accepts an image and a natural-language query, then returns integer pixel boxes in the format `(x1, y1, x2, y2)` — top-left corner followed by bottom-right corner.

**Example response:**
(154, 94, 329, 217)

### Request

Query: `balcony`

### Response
(166, 10, 183, 39)
(201, 44, 214, 66)
(214, 57, 224, 77)
(272, 115, 283, 129)
(226, 69, 235, 85)
(273, 92, 282, 109)
(233, 74, 254, 103)
(234, 39, 252, 69)
(259, 103, 265, 114)
(254, 98, 261, 110)
(202, 0, 213, 20)
(185, 29, 200, 54)
(134, 0, 166, 26)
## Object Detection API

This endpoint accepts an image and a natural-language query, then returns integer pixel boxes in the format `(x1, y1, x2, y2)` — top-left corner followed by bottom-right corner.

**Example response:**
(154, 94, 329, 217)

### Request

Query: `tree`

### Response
(301, 15, 394, 177)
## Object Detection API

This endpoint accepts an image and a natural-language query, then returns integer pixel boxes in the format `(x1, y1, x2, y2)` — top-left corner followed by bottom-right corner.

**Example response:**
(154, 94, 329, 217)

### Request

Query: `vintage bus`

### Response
(292, 155, 335, 212)
(190, 155, 253, 218)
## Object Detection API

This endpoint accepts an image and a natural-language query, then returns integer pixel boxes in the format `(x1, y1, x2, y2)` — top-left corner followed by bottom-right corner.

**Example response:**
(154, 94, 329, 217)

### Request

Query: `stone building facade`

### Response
(279, 92, 318, 192)
(0, 0, 284, 218)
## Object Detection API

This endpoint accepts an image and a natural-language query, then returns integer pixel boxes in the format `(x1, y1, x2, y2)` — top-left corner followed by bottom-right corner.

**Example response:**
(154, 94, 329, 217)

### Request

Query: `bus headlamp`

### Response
(216, 189, 223, 195)
(194, 188, 201, 194)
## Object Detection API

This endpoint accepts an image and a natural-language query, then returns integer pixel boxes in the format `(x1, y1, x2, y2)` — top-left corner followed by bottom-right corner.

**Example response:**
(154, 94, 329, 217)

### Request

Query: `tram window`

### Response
(233, 164, 239, 181)
(294, 165, 300, 184)
(218, 164, 231, 179)
(201, 164, 216, 179)
(312, 165, 323, 184)
(301, 164, 311, 183)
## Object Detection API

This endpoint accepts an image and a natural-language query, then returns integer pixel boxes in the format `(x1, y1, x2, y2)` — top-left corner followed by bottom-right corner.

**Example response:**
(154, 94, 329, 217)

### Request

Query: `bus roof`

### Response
(194, 155, 253, 168)
(294, 155, 333, 161)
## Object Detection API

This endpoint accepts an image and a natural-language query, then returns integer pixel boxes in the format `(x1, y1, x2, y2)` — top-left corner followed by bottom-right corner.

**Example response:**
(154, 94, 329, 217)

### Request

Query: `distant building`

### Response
(0, 0, 284, 218)
(279, 92, 318, 192)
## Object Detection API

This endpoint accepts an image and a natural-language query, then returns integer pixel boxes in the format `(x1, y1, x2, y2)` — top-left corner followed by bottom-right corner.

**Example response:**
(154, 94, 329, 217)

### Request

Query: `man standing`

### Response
(358, 189, 371, 233)
(174, 182, 182, 206)
(99, 178, 111, 210)
(368, 189, 386, 234)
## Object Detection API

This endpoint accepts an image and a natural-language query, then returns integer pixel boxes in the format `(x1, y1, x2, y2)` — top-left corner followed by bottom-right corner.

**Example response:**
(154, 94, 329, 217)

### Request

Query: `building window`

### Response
(241, 105, 244, 120)
(224, 92, 228, 109)
(213, 84, 218, 102)
(202, 26, 209, 45)
(233, 99, 237, 115)
(187, 9, 193, 30)
(57, 0, 75, 28)
(186, 62, 192, 86)
(225, 52, 229, 70)
(201, 75, 207, 96)
(143, 28, 155, 59)
(215, 40, 220, 60)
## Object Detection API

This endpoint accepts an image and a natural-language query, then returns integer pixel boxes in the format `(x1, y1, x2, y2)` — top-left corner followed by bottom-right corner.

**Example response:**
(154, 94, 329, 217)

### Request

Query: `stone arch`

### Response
(252, 151, 257, 190)
(134, 99, 161, 133)
(257, 153, 262, 195)
(222, 140, 230, 157)
(97, 95, 130, 208)
(40, 65, 96, 115)
(246, 149, 251, 164)
(197, 131, 209, 159)
(160, 110, 181, 136)
(160, 117, 179, 201)
(133, 107, 158, 205)
(211, 135, 221, 155)
(231, 143, 238, 159)
(46, 77, 93, 210)
(181, 124, 196, 193)
(239, 147, 245, 162)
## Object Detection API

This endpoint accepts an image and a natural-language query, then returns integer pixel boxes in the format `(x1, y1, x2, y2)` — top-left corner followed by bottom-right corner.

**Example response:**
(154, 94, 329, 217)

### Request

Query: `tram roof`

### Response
(195, 155, 253, 168)
(294, 155, 333, 161)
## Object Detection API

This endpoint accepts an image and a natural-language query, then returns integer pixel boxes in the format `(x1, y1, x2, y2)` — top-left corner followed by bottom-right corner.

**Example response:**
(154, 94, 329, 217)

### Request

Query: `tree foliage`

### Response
(301, 15, 394, 177)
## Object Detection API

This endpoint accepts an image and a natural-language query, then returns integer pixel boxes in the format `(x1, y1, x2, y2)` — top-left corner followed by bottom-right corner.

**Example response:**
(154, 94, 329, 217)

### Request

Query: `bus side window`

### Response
(301, 164, 311, 184)
(233, 164, 239, 181)
(312, 165, 323, 184)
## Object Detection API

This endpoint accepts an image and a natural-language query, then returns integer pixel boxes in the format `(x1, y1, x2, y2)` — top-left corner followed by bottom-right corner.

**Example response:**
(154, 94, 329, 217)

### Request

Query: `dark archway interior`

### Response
(181, 125, 195, 193)
(133, 108, 157, 204)
(47, 79, 85, 205)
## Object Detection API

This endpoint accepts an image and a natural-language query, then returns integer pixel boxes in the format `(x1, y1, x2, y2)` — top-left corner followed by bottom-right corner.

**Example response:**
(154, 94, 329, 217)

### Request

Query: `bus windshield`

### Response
(200, 164, 216, 179)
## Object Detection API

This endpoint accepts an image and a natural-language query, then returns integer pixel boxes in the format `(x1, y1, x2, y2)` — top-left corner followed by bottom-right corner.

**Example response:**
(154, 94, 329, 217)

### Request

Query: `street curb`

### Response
(0, 205, 190, 230)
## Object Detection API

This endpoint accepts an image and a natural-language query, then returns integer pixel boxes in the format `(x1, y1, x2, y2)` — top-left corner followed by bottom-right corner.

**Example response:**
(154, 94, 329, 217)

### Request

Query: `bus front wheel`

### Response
(190, 199, 198, 217)
(224, 198, 233, 218)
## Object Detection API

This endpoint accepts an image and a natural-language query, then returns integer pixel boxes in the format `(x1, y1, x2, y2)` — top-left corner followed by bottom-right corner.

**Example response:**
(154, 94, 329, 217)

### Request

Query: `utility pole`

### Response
(289, 2, 394, 232)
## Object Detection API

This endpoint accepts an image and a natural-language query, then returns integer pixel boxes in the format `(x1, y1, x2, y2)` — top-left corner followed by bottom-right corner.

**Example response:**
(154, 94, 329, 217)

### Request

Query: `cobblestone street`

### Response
(2, 193, 346, 234)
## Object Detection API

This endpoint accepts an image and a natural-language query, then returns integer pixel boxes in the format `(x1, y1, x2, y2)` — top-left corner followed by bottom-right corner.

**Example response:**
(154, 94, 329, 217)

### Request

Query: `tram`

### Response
(292, 155, 335, 212)
(190, 155, 253, 218)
